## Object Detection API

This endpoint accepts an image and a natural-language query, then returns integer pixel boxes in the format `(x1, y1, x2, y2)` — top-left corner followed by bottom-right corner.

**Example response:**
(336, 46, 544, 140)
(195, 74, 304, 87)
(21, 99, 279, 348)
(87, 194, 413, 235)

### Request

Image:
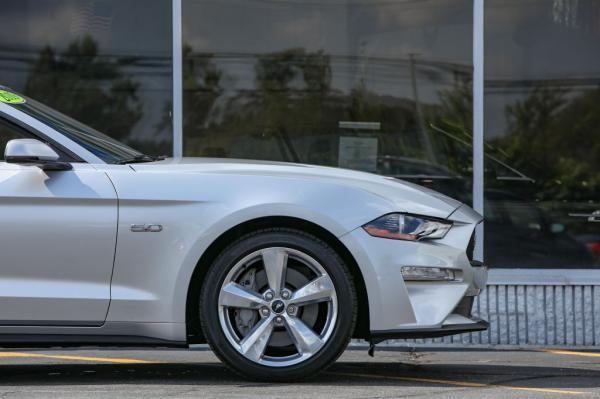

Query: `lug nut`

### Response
(281, 290, 291, 300)
(286, 305, 296, 315)
(260, 307, 270, 317)
(264, 291, 274, 301)
(274, 316, 284, 325)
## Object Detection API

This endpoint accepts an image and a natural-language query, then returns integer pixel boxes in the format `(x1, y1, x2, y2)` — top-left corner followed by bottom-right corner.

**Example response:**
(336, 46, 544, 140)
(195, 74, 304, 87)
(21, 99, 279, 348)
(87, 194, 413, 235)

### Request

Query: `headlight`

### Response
(362, 213, 452, 241)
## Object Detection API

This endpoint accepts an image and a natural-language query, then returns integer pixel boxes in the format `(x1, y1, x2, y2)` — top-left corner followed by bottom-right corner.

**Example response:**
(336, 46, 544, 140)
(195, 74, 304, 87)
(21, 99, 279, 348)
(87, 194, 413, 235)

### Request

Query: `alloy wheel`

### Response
(217, 247, 338, 367)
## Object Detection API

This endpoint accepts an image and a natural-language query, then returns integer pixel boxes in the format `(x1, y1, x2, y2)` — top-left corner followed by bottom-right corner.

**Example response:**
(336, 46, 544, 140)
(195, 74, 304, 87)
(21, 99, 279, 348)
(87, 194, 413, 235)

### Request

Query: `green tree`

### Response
(181, 44, 223, 144)
(24, 35, 142, 143)
(493, 86, 600, 201)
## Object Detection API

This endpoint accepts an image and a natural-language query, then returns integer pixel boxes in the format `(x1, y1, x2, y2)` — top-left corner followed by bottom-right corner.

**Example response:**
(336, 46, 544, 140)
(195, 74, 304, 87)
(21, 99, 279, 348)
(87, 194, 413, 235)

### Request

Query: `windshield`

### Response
(2, 89, 146, 163)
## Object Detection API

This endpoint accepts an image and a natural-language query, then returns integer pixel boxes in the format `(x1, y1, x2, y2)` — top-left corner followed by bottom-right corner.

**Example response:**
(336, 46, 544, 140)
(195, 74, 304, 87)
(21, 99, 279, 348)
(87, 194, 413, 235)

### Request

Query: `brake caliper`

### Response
(234, 268, 259, 335)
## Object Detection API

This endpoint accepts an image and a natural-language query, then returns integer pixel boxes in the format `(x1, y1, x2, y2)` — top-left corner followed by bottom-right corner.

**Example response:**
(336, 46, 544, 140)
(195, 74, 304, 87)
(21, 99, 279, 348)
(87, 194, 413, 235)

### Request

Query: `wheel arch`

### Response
(185, 216, 370, 343)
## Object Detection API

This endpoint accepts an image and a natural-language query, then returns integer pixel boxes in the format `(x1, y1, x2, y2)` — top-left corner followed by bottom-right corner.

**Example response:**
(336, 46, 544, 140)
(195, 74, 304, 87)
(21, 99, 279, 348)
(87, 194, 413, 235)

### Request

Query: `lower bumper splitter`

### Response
(369, 318, 489, 344)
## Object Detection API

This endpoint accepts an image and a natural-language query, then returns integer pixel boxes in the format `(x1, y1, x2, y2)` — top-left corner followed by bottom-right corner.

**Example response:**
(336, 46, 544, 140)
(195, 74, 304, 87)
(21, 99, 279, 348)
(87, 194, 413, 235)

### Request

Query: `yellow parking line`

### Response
(0, 351, 154, 364)
(542, 349, 600, 358)
(331, 372, 586, 395)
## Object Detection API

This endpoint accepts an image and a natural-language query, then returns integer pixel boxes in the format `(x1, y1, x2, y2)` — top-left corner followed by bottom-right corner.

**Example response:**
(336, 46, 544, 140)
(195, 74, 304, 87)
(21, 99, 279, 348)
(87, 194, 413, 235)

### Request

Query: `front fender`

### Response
(104, 169, 394, 337)
(172, 202, 365, 323)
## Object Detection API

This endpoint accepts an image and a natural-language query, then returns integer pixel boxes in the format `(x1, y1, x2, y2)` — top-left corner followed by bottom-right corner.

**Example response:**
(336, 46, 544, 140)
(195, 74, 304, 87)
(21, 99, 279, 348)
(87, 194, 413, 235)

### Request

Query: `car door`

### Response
(0, 117, 117, 326)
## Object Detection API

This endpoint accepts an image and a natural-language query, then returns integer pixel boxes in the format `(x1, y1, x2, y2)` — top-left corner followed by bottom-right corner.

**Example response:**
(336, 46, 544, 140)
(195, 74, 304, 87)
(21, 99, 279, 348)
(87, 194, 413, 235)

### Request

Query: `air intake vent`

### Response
(466, 232, 475, 261)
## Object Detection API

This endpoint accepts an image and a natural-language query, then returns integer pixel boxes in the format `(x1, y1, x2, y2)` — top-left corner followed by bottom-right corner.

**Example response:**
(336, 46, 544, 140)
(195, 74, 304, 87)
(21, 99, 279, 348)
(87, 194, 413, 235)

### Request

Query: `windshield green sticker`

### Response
(0, 90, 26, 104)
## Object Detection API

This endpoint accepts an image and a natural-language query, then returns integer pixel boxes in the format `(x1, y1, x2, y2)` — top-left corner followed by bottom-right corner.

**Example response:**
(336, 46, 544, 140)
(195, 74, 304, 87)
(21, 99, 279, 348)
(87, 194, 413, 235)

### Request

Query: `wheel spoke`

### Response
(239, 316, 274, 362)
(290, 275, 334, 306)
(219, 282, 267, 309)
(284, 315, 324, 356)
(261, 248, 288, 295)
(219, 246, 338, 367)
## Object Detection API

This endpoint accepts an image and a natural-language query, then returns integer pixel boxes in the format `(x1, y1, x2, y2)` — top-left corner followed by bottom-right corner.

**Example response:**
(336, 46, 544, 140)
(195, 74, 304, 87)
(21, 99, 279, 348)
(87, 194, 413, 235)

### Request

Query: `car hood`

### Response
(131, 157, 464, 219)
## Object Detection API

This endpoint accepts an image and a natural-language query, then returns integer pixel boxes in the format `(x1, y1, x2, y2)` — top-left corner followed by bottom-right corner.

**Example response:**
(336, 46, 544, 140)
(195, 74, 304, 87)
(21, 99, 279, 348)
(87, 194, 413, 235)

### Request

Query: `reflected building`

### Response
(0, 0, 173, 155)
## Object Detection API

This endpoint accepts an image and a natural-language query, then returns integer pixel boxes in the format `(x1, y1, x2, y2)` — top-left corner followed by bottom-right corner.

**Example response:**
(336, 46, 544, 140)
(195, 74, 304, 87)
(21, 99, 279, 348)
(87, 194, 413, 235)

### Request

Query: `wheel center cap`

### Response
(271, 300, 285, 314)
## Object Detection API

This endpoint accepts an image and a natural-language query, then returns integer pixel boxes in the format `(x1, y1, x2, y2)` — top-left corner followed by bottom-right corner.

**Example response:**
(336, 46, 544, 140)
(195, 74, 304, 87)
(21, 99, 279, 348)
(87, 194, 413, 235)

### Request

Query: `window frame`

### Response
(0, 103, 105, 164)
(0, 112, 85, 164)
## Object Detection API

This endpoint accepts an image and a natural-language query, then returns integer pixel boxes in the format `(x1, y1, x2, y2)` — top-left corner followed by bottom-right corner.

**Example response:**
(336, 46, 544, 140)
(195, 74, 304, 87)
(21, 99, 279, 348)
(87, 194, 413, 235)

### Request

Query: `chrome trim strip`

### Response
(472, 0, 485, 262)
(172, 0, 183, 158)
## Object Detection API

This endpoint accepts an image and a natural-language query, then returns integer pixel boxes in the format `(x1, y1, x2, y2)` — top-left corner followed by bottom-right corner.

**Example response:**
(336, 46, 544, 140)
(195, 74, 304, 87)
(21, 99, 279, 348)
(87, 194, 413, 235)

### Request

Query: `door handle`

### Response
(569, 210, 600, 222)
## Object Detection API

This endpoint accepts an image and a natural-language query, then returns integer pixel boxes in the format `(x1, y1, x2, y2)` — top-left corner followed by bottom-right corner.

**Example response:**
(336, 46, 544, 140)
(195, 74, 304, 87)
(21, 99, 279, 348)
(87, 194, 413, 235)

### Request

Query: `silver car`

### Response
(0, 87, 488, 380)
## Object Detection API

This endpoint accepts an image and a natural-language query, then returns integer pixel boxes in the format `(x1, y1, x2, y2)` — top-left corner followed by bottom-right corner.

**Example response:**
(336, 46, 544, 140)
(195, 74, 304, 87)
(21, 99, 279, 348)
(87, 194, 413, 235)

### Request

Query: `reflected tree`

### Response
(430, 80, 600, 205)
(181, 44, 223, 152)
(180, 44, 473, 171)
(428, 79, 474, 176)
(180, 46, 338, 161)
(490, 86, 600, 202)
(251, 48, 333, 162)
(24, 35, 142, 143)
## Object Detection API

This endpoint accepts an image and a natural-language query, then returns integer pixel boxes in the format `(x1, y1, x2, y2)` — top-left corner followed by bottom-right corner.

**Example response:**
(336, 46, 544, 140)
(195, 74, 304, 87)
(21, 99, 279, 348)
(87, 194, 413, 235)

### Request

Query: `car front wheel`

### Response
(200, 228, 356, 381)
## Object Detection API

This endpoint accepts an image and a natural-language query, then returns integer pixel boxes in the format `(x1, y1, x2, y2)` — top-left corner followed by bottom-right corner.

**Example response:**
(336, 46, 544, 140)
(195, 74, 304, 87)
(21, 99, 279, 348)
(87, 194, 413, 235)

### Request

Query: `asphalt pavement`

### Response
(0, 346, 598, 398)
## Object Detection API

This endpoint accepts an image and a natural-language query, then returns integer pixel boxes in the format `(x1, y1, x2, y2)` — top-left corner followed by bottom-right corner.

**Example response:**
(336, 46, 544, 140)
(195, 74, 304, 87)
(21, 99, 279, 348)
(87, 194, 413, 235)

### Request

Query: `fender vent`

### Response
(466, 232, 475, 261)
(453, 296, 474, 318)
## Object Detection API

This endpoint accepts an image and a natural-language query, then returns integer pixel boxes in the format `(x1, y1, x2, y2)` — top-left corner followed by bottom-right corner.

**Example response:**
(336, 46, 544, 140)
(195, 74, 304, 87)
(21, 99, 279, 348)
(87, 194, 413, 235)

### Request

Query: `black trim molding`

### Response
(0, 334, 187, 348)
(370, 318, 489, 344)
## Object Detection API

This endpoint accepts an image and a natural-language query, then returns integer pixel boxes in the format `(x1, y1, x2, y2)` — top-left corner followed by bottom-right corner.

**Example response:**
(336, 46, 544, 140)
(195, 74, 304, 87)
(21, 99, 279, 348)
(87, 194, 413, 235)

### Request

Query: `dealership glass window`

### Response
(182, 0, 473, 202)
(485, 0, 600, 268)
(0, 0, 173, 156)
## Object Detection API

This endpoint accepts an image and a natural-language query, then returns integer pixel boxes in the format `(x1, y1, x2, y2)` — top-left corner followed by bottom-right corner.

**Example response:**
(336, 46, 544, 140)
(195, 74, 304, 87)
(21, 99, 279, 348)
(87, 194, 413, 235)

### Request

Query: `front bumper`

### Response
(340, 204, 488, 336)
(369, 263, 489, 343)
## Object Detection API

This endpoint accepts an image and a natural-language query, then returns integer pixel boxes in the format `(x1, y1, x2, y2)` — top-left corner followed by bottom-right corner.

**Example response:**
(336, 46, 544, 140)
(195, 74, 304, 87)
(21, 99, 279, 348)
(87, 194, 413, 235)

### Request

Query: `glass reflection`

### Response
(485, 0, 600, 268)
(0, 0, 172, 155)
(182, 0, 473, 200)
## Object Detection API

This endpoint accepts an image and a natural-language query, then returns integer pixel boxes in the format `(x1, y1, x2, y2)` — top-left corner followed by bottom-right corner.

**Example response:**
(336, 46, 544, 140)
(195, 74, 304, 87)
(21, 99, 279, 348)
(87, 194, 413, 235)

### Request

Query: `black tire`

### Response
(199, 228, 357, 381)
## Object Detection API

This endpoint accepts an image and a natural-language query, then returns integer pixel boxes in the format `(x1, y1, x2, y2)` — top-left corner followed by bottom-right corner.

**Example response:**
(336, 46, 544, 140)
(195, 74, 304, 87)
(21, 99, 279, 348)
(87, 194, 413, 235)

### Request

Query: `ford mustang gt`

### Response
(0, 87, 488, 380)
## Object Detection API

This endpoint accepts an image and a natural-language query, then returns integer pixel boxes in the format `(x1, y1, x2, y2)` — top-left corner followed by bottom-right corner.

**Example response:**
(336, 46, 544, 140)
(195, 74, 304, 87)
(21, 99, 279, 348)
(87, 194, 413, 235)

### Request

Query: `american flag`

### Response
(71, 1, 114, 38)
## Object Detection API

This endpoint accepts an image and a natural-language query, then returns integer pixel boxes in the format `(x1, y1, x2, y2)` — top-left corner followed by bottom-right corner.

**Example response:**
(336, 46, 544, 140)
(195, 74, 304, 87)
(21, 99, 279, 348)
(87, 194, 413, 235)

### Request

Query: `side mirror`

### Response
(5, 139, 72, 171)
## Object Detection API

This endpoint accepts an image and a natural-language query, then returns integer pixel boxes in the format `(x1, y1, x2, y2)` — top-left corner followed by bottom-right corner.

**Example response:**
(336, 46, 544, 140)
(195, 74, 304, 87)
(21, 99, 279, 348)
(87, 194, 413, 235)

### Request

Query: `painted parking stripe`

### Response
(330, 372, 587, 395)
(0, 352, 154, 364)
(543, 349, 600, 358)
